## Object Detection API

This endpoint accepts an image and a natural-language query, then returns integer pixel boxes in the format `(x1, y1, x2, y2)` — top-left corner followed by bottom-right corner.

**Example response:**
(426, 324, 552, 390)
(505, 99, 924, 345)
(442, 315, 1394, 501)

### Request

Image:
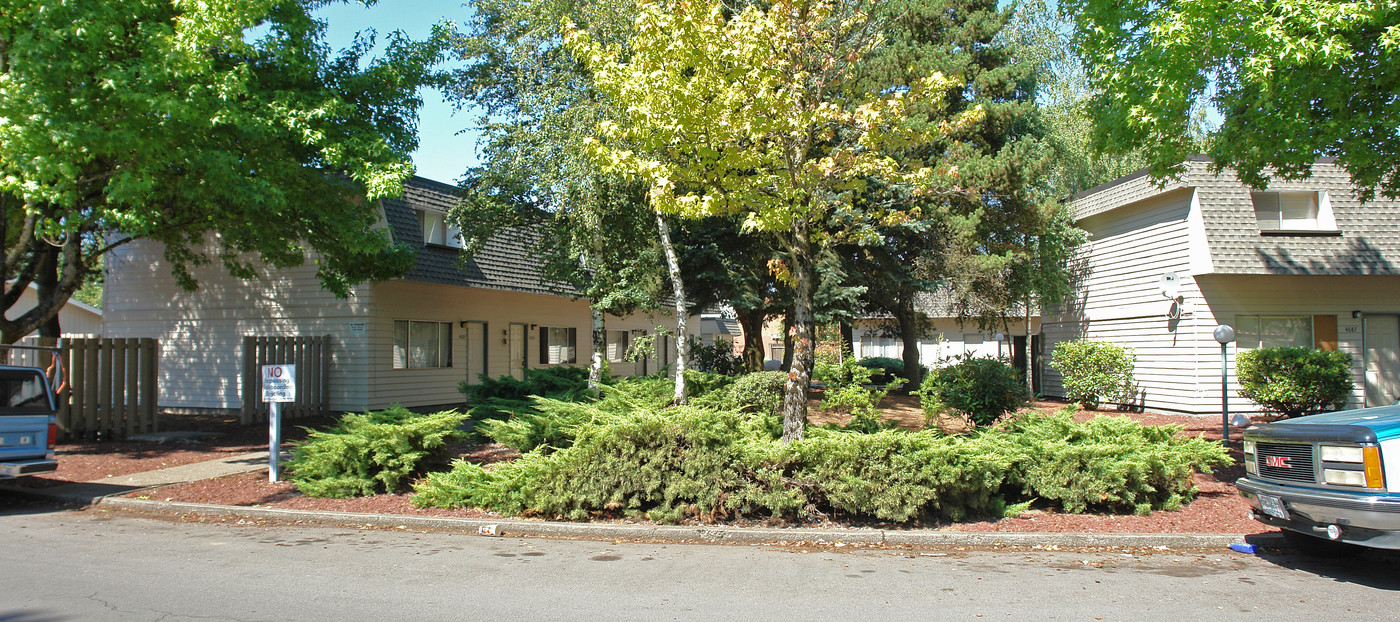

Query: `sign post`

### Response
(261, 364, 296, 482)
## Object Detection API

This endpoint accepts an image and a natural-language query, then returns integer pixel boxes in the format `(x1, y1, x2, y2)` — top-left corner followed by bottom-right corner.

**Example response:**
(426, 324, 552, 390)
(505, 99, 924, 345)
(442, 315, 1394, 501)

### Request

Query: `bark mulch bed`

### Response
(16, 400, 1271, 535)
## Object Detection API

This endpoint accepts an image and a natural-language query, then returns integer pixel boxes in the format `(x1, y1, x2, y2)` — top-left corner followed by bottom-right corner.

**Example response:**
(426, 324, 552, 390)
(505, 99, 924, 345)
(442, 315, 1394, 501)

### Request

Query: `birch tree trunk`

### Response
(655, 212, 688, 404)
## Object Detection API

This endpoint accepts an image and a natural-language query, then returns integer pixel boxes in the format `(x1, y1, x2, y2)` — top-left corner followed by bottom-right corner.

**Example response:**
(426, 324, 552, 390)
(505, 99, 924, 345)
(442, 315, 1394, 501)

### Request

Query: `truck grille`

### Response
(1256, 442, 1316, 484)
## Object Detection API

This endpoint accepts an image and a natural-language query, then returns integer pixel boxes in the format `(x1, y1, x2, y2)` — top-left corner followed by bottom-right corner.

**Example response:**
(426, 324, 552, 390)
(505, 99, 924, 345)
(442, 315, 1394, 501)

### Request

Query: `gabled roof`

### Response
(1070, 159, 1400, 276)
(380, 176, 576, 297)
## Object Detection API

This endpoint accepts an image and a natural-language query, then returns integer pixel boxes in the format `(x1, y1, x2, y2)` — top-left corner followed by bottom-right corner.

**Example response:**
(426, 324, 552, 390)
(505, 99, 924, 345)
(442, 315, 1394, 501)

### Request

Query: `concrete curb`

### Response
(95, 497, 1276, 550)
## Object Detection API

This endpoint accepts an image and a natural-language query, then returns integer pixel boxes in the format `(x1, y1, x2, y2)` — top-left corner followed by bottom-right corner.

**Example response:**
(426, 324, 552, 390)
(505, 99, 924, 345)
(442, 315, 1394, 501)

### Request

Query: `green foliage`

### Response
(815, 352, 899, 433)
(0, 0, 448, 341)
(1000, 413, 1231, 514)
(475, 376, 675, 453)
(856, 357, 908, 385)
(1236, 347, 1354, 418)
(683, 369, 736, 398)
(922, 355, 1028, 427)
(462, 367, 593, 403)
(1065, 0, 1400, 200)
(1050, 341, 1137, 409)
(414, 400, 1230, 522)
(289, 407, 466, 498)
(688, 337, 745, 376)
(710, 371, 788, 417)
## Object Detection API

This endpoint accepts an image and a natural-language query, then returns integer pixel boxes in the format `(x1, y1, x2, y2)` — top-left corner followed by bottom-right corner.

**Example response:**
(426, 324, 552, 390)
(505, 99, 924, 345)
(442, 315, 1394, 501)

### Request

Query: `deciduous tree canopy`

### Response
(1065, 0, 1400, 199)
(0, 0, 447, 341)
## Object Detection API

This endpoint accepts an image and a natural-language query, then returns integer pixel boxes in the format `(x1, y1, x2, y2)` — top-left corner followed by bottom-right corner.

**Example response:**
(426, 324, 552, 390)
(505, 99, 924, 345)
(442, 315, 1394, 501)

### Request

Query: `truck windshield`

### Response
(0, 369, 52, 412)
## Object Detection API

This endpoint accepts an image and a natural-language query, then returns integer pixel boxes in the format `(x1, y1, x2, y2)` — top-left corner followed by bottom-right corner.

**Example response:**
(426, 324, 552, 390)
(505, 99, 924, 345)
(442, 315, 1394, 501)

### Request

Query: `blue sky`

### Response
(316, 1, 477, 184)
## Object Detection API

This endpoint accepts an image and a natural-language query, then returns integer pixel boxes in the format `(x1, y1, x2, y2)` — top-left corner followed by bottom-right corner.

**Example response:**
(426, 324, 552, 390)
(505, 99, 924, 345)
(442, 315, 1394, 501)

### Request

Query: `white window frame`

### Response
(540, 326, 578, 365)
(1234, 314, 1313, 350)
(419, 210, 463, 248)
(606, 330, 629, 363)
(393, 320, 453, 369)
(1250, 191, 1336, 232)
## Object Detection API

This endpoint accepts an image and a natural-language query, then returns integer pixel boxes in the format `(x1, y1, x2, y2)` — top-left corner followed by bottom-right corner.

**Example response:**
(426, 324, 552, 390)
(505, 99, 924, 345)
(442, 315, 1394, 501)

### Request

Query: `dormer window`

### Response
(419, 210, 463, 248)
(1250, 191, 1338, 234)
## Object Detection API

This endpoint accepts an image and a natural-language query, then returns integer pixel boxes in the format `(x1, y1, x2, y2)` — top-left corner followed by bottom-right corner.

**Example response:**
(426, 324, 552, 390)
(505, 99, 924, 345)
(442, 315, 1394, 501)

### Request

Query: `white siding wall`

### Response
(102, 239, 372, 411)
(368, 280, 699, 410)
(1194, 274, 1400, 412)
(1041, 189, 1211, 412)
(12, 286, 103, 336)
(852, 318, 1038, 367)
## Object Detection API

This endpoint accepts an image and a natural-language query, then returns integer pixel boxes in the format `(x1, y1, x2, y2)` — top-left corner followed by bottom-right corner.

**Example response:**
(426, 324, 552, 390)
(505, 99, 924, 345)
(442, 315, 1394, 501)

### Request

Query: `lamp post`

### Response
(1214, 324, 1236, 443)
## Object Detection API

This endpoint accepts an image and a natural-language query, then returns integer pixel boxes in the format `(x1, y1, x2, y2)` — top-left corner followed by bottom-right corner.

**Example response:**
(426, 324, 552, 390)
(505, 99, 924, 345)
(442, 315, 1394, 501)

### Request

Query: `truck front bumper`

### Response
(1237, 477, 1400, 549)
(0, 459, 58, 478)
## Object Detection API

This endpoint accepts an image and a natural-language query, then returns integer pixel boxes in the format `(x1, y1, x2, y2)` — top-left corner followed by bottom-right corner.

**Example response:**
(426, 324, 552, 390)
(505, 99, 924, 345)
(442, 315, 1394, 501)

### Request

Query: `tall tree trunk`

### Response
(737, 308, 766, 373)
(781, 309, 794, 371)
(1025, 295, 1034, 397)
(780, 222, 814, 443)
(590, 307, 606, 391)
(587, 223, 605, 392)
(897, 306, 921, 389)
(655, 212, 688, 404)
(35, 244, 61, 338)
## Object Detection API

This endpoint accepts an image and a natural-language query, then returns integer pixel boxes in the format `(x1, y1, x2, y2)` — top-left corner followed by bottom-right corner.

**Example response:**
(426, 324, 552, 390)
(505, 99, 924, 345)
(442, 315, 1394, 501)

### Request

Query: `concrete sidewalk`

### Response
(5, 451, 285, 503)
(5, 452, 1276, 551)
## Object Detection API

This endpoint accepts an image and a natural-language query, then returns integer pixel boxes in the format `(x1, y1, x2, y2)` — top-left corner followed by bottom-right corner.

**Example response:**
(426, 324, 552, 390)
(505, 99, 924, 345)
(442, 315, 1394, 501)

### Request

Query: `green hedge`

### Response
(1050, 341, 1137, 409)
(1236, 347, 1353, 418)
(413, 395, 1229, 523)
(920, 355, 1027, 426)
(289, 406, 466, 498)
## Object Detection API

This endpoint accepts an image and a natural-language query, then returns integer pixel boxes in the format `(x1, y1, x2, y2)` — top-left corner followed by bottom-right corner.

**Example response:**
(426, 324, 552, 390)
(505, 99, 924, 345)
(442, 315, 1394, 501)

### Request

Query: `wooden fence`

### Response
(241, 335, 331, 424)
(3, 337, 161, 441)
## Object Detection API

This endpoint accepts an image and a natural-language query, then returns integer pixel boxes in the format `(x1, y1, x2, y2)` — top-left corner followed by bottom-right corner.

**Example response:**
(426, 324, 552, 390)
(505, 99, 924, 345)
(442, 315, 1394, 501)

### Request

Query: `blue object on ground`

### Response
(1228, 542, 1258, 554)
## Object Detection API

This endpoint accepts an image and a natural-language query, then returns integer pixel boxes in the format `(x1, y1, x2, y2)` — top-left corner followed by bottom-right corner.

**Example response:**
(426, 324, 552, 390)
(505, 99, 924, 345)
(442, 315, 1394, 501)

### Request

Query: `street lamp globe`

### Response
(1214, 324, 1235, 344)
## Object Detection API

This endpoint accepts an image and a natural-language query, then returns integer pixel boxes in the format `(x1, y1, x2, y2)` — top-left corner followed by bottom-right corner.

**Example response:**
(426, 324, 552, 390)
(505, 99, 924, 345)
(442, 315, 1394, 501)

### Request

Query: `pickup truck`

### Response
(0, 365, 58, 478)
(1235, 404, 1400, 550)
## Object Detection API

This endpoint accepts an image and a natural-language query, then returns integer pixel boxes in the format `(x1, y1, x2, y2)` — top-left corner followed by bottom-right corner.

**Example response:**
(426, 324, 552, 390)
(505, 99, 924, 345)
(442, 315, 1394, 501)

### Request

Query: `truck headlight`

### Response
(1321, 445, 1364, 463)
(1243, 440, 1256, 475)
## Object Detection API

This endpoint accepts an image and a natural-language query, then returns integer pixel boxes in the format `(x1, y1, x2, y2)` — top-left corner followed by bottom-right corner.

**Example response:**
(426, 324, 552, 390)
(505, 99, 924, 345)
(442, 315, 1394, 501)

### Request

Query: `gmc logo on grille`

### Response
(1265, 456, 1293, 469)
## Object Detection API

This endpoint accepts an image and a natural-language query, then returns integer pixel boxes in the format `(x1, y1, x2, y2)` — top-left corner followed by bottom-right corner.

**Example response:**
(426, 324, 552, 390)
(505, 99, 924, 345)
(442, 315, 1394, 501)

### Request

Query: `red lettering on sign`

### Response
(1264, 456, 1292, 469)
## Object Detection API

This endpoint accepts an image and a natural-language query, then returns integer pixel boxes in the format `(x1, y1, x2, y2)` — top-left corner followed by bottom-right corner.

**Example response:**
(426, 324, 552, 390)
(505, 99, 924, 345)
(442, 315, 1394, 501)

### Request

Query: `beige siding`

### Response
(852, 318, 1040, 366)
(12, 286, 103, 337)
(1043, 188, 1212, 412)
(1194, 274, 1400, 411)
(102, 239, 372, 411)
(367, 280, 699, 410)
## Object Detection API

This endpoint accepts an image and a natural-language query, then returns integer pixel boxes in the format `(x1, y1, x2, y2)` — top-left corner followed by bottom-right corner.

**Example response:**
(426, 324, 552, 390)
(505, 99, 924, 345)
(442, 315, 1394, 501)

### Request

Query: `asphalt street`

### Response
(2, 496, 1398, 621)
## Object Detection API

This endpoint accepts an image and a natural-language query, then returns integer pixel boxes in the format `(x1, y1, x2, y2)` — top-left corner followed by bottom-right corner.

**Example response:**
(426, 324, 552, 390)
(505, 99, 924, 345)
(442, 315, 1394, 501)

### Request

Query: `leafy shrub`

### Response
(814, 350, 898, 433)
(921, 355, 1027, 427)
(683, 369, 735, 398)
(416, 405, 803, 522)
(476, 376, 674, 453)
(461, 366, 592, 403)
(414, 402, 1230, 523)
(689, 337, 745, 376)
(1050, 341, 1137, 409)
(1236, 347, 1353, 418)
(715, 370, 788, 417)
(857, 357, 905, 385)
(289, 406, 466, 498)
(1000, 412, 1231, 514)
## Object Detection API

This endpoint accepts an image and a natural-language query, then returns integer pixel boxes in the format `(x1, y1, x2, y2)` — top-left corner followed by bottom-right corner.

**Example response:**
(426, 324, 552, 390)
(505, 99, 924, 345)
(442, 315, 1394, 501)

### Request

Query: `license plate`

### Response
(1258, 494, 1289, 520)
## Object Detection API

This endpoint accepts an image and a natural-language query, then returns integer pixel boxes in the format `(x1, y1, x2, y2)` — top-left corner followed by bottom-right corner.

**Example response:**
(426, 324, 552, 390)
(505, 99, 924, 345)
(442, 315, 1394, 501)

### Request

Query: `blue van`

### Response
(0, 366, 58, 478)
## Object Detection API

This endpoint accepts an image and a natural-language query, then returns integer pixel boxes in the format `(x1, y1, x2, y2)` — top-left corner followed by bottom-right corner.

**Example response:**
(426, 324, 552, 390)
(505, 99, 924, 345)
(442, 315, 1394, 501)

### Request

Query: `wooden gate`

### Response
(9, 337, 162, 441)
(241, 335, 331, 423)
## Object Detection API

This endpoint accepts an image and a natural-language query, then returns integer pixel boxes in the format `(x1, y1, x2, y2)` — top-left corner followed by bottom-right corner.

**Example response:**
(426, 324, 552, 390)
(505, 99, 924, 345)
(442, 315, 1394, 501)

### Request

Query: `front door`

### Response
(464, 321, 486, 385)
(1365, 316, 1400, 407)
(508, 323, 527, 381)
